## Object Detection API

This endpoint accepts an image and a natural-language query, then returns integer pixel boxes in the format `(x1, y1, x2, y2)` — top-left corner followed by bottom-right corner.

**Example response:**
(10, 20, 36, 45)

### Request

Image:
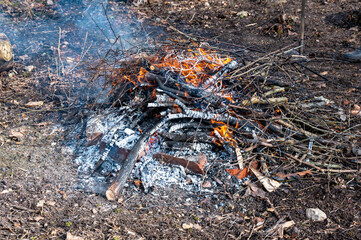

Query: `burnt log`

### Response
(0, 33, 13, 72)
(106, 119, 166, 201)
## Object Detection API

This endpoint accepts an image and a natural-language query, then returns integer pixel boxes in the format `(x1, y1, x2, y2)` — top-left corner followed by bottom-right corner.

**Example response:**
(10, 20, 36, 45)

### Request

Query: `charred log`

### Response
(106, 119, 166, 201)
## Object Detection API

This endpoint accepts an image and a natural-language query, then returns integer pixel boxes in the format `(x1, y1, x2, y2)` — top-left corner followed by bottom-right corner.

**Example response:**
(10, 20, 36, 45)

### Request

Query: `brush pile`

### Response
(87, 43, 360, 201)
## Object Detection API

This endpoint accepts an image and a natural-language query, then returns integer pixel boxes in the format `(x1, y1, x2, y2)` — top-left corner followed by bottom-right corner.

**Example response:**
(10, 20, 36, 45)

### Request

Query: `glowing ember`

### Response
(211, 121, 236, 146)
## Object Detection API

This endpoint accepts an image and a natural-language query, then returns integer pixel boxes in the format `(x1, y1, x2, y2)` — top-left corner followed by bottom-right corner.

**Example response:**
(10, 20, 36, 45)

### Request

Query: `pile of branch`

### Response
(92, 44, 360, 201)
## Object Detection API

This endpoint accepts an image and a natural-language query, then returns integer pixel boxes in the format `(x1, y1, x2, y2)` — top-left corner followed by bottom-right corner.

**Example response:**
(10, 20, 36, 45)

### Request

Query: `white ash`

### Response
(74, 109, 217, 193)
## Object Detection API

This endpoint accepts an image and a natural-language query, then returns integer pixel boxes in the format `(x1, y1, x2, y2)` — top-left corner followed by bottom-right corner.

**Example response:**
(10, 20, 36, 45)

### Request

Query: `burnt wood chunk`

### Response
(153, 153, 207, 175)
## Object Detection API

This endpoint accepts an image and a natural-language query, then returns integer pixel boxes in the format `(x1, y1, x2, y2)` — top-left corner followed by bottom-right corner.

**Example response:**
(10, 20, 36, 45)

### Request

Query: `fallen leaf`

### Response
(226, 168, 240, 176)
(237, 168, 249, 180)
(250, 167, 281, 192)
(86, 132, 103, 147)
(226, 167, 251, 180)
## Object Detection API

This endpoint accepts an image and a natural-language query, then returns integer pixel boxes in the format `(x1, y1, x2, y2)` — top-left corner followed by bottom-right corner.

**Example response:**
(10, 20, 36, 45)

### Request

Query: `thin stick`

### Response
(300, 0, 307, 55)
(285, 153, 358, 173)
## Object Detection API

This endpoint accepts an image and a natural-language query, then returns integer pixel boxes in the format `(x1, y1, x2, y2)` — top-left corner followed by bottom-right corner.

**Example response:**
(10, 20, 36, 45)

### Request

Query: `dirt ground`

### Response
(0, 0, 360, 239)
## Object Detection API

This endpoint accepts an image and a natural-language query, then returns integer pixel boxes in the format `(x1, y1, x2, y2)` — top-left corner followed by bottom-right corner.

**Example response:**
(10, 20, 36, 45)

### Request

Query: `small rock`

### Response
(47, 0, 54, 5)
(306, 208, 327, 221)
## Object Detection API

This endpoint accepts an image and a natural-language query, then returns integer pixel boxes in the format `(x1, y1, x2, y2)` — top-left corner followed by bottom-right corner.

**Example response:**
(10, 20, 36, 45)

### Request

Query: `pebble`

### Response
(306, 208, 327, 221)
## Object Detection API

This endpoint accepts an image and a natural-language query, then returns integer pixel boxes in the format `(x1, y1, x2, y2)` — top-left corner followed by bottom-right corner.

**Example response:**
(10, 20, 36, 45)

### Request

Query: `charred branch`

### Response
(106, 119, 166, 201)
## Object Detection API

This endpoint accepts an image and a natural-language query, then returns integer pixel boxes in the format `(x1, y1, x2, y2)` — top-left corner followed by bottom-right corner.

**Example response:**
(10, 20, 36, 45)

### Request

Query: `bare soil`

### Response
(0, 0, 360, 239)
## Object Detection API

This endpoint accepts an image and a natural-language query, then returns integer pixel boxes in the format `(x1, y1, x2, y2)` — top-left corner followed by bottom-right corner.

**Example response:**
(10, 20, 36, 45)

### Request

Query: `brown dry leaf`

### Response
(226, 167, 250, 180)
(250, 167, 280, 192)
(226, 168, 240, 176)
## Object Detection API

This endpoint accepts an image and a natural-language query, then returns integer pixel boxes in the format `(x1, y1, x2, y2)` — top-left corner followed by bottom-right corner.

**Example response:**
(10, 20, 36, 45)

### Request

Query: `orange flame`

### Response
(152, 48, 232, 88)
(114, 47, 234, 101)
(211, 121, 236, 146)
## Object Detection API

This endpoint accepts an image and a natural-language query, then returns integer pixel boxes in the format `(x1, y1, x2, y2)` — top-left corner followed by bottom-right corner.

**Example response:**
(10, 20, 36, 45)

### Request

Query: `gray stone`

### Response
(306, 208, 327, 221)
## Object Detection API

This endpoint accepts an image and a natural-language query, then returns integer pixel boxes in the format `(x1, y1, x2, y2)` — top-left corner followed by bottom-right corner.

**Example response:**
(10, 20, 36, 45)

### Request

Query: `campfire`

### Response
(75, 43, 360, 201)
